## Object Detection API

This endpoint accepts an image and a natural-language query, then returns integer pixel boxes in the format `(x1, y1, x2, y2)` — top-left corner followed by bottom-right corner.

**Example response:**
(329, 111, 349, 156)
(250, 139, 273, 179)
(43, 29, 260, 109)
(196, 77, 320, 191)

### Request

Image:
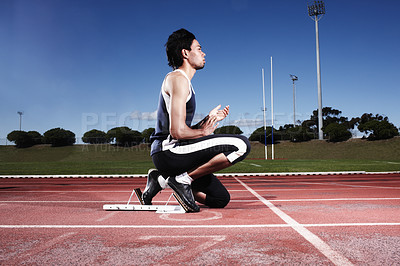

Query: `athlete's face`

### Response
(187, 39, 206, 70)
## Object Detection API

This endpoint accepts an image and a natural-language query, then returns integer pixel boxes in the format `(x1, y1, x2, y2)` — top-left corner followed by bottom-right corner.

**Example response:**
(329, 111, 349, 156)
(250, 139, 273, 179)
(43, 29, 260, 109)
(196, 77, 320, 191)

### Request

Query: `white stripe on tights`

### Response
(168, 137, 247, 163)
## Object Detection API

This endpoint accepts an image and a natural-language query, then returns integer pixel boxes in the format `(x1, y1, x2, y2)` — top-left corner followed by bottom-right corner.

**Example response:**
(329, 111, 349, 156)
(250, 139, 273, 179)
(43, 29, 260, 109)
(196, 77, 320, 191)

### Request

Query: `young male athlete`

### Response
(143, 28, 251, 212)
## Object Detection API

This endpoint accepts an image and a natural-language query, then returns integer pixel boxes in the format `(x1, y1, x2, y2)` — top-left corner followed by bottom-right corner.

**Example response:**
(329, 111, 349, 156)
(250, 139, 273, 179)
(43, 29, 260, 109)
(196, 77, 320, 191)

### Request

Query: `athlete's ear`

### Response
(181, 49, 189, 59)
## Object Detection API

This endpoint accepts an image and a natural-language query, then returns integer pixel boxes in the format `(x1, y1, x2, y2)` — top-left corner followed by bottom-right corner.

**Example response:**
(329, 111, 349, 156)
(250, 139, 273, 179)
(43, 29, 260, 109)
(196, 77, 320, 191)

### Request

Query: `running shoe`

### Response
(142, 169, 162, 205)
(168, 175, 200, 212)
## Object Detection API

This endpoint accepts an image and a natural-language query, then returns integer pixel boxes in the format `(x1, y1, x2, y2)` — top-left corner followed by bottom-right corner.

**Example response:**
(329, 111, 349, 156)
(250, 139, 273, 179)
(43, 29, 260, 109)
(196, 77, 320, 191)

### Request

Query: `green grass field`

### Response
(1, 137, 399, 175)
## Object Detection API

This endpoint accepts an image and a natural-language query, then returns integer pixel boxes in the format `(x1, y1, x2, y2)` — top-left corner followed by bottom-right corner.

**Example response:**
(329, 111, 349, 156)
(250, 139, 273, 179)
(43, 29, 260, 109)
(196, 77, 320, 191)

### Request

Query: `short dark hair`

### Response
(165, 28, 196, 69)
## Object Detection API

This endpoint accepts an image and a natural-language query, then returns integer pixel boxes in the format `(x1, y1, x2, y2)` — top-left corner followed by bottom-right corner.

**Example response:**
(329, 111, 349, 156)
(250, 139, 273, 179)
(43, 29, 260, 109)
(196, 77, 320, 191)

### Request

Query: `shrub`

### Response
(106, 127, 142, 146)
(82, 129, 110, 144)
(7, 130, 34, 148)
(287, 126, 312, 142)
(43, 128, 76, 147)
(214, 125, 243, 135)
(359, 120, 399, 140)
(324, 123, 352, 142)
(357, 114, 399, 140)
(27, 131, 43, 145)
(249, 126, 277, 144)
(141, 128, 155, 143)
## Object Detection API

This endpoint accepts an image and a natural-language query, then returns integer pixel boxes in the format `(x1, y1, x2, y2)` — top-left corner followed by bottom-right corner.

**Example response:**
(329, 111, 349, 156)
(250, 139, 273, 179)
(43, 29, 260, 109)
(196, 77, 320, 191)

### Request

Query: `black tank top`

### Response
(150, 69, 196, 156)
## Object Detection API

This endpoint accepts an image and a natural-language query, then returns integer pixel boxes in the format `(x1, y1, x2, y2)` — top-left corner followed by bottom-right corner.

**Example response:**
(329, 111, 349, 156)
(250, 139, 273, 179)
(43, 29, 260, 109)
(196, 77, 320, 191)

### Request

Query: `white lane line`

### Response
(299, 182, 400, 189)
(0, 191, 135, 193)
(2, 197, 400, 204)
(233, 176, 354, 266)
(0, 201, 133, 203)
(139, 235, 226, 240)
(0, 198, 400, 206)
(330, 182, 400, 189)
(1, 223, 400, 229)
(304, 222, 400, 227)
(96, 211, 117, 222)
(3, 185, 398, 194)
(271, 197, 400, 202)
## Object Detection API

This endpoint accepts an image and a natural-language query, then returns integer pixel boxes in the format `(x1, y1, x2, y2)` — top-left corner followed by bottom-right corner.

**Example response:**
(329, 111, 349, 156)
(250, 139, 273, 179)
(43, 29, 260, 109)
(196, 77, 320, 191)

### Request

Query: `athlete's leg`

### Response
(150, 134, 250, 211)
(188, 153, 231, 180)
(154, 134, 251, 177)
(192, 174, 230, 208)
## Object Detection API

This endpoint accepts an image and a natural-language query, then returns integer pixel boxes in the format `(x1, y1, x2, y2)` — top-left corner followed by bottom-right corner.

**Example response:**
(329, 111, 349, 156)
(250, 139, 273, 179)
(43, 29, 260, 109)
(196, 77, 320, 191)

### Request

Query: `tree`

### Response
(141, 128, 155, 143)
(43, 128, 76, 147)
(106, 126, 142, 146)
(82, 129, 110, 144)
(27, 131, 43, 145)
(300, 119, 318, 140)
(249, 126, 276, 144)
(357, 113, 399, 140)
(307, 107, 354, 141)
(278, 124, 313, 142)
(324, 123, 352, 142)
(7, 130, 42, 148)
(7, 130, 23, 143)
(214, 125, 243, 135)
(7, 130, 34, 148)
(310, 107, 349, 127)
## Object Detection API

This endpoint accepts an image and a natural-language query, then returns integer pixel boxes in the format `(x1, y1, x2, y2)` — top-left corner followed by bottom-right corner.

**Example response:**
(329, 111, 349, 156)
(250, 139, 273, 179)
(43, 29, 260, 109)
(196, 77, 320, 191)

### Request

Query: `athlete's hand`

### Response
(201, 115, 219, 136)
(209, 105, 229, 122)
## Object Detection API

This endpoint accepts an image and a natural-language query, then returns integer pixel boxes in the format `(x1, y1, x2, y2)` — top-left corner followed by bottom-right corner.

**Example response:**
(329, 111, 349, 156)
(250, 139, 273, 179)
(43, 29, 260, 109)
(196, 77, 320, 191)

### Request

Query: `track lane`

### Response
(1, 173, 399, 265)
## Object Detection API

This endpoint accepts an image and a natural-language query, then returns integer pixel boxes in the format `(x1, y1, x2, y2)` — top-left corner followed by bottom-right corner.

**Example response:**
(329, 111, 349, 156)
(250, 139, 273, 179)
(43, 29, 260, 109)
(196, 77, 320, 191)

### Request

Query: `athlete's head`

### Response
(165, 28, 205, 70)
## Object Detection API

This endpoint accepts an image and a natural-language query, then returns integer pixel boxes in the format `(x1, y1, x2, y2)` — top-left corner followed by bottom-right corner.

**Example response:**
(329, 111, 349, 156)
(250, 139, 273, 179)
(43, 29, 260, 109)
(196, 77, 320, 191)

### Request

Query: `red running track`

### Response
(0, 173, 399, 265)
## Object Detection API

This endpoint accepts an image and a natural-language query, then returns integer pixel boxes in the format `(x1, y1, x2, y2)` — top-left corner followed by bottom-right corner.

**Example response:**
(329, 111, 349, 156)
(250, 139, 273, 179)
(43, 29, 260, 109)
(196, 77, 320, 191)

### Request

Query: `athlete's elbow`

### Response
(170, 128, 185, 140)
(170, 131, 180, 139)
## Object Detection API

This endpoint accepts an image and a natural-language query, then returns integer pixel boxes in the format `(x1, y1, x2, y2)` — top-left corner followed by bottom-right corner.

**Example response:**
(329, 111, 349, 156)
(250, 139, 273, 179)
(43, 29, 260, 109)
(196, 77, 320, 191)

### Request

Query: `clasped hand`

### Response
(201, 105, 229, 136)
(209, 104, 229, 122)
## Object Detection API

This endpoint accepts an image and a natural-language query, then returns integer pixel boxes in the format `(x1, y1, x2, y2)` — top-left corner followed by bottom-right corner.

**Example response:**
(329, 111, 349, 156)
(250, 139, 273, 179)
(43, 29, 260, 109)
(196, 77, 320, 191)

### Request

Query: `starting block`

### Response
(103, 188, 186, 214)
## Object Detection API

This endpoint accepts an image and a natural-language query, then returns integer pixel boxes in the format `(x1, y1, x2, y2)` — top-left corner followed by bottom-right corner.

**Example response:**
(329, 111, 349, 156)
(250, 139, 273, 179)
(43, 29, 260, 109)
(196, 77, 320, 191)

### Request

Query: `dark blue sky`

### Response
(1, 0, 399, 142)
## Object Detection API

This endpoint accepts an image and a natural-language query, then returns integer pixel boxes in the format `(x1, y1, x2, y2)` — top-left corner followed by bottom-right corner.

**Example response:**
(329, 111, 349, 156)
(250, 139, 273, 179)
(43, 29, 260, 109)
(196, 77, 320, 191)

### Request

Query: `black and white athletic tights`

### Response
(152, 134, 251, 208)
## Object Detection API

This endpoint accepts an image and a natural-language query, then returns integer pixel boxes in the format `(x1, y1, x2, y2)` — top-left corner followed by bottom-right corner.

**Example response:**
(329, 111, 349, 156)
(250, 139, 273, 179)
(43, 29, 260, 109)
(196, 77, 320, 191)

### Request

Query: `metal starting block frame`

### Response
(103, 188, 186, 213)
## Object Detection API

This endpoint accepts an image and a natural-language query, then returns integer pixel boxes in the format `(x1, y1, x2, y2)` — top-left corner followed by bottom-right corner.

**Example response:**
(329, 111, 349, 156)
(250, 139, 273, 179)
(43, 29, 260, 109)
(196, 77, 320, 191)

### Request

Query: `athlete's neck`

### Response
(177, 65, 196, 81)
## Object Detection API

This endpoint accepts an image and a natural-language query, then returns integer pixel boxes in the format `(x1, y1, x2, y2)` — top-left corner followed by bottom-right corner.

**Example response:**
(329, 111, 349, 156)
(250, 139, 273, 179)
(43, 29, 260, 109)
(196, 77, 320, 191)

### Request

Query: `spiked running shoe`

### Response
(168, 175, 200, 212)
(142, 169, 162, 205)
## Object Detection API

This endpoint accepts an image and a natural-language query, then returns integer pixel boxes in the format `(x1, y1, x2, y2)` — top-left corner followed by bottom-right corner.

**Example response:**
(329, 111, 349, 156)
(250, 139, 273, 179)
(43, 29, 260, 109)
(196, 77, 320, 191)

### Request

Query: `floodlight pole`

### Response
(262, 68, 267, 160)
(308, 1, 325, 140)
(270, 57, 274, 160)
(17, 111, 23, 131)
(290, 75, 298, 125)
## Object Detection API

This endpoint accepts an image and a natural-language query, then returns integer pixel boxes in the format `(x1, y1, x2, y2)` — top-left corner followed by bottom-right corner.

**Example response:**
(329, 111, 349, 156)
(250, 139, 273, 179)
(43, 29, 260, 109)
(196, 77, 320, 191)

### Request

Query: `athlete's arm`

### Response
(191, 115, 209, 130)
(209, 104, 229, 122)
(166, 73, 217, 139)
(191, 105, 229, 129)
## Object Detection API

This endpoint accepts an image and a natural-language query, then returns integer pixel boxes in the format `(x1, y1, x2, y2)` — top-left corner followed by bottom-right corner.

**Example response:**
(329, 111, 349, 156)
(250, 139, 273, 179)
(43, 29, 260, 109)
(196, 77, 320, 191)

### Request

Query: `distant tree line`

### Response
(249, 108, 399, 144)
(6, 107, 399, 148)
(6, 127, 156, 148)
(7, 128, 76, 148)
(82, 127, 148, 146)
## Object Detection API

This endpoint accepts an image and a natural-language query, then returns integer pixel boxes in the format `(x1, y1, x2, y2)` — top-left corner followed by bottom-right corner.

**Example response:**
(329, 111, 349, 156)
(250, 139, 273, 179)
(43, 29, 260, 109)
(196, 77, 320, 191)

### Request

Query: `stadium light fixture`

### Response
(307, 0, 325, 140)
(308, 0, 325, 17)
(290, 75, 298, 126)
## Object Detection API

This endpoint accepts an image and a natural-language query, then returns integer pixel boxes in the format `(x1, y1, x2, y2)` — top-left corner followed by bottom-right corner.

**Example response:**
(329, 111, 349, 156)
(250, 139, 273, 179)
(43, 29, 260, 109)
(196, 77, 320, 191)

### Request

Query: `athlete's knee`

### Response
(226, 135, 251, 164)
(238, 135, 251, 157)
(205, 192, 230, 208)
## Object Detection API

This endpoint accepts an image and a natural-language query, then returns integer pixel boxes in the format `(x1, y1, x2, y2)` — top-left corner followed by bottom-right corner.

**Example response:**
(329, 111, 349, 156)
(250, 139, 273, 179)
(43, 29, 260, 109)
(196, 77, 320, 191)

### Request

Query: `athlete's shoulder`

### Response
(166, 70, 187, 83)
(164, 71, 190, 95)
